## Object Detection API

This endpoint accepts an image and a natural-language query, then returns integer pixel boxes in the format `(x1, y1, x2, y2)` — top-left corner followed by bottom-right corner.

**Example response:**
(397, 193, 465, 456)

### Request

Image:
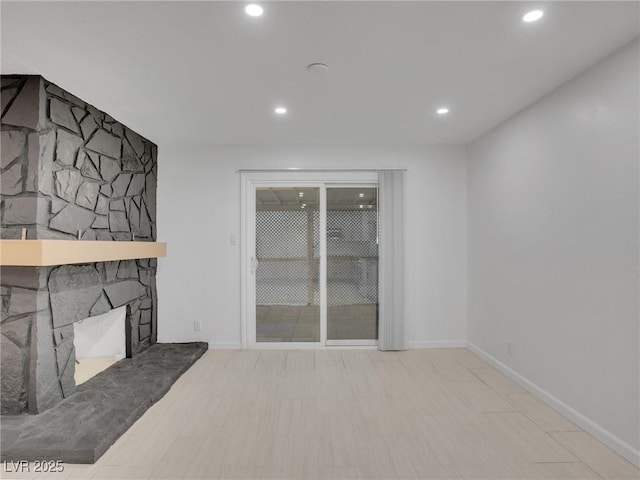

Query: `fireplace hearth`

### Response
(1, 342, 208, 464)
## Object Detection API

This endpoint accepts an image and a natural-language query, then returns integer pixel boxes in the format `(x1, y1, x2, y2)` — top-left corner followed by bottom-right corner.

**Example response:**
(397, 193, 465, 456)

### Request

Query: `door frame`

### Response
(240, 171, 378, 349)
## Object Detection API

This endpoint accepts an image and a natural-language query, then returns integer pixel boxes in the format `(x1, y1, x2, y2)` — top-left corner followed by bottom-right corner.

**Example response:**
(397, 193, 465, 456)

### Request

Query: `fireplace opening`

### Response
(73, 306, 126, 385)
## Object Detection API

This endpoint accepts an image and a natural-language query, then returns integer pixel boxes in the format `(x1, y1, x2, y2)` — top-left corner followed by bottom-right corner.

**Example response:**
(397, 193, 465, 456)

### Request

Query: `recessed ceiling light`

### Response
(245, 4, 263, 17)
(359, 193, 365, 198)
(298, 192, 304, 197)
(437, 107, 450, 115)
(522, 10, 544, 22)
(275, 107, 287, 114)
(359, 205, 364, 209)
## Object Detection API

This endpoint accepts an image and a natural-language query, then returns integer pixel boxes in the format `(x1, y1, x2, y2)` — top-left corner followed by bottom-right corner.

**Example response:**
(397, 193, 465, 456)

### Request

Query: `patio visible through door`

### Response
(248, 180, 379, 347)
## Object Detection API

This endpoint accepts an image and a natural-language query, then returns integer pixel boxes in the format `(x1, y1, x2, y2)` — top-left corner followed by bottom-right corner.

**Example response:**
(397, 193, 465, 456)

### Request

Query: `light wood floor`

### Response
(3, 348, 638, 480)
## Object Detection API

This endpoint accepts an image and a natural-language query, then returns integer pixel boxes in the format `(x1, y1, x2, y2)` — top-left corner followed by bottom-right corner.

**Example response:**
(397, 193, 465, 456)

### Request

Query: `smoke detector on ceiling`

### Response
(306, 63, 329, 75)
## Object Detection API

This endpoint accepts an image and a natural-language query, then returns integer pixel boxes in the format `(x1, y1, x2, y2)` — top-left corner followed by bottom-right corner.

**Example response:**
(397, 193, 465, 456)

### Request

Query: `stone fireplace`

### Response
(1, 75, 158, 415)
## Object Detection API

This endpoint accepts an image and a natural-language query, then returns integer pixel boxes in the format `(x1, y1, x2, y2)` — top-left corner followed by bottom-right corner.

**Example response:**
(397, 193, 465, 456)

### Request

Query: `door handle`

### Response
(251, 257, 258, 273)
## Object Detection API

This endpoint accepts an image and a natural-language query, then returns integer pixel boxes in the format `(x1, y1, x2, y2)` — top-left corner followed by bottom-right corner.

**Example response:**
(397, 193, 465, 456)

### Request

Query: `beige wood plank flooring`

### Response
(5, 348, 638, 480)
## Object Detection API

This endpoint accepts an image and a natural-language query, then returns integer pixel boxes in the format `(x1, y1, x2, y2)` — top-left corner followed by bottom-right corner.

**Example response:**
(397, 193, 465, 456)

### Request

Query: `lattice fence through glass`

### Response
(255, 187, 320, 342)
(326, 188, 379, 340)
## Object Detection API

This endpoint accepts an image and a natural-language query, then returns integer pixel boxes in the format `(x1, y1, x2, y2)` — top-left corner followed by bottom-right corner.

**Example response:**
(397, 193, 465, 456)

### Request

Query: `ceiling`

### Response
(1, 1, 638, 147)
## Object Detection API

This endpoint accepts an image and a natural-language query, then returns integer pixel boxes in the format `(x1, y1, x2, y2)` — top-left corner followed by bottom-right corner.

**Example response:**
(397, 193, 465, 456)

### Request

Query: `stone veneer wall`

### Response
(1, 76, 158, 414)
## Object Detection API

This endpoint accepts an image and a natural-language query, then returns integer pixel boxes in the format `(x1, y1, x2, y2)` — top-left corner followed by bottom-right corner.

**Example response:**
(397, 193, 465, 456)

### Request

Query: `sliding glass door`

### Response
(255, 187, 320, 343)
(244, 174, 379, 348)
(326, 187, 378, 344)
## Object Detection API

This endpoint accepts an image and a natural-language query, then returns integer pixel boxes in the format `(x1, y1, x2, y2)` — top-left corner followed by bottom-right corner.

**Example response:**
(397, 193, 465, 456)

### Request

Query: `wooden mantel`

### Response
(0, 240, 167, 266)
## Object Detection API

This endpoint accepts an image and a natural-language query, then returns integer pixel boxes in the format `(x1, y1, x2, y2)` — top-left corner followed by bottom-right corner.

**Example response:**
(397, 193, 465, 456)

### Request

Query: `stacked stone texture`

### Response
(1, 76, 158, 414)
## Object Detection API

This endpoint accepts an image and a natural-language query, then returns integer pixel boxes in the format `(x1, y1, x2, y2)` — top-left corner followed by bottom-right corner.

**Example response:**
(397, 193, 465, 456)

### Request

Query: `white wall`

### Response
(156, 146, 467, 348)
(467, 39, 639, 463)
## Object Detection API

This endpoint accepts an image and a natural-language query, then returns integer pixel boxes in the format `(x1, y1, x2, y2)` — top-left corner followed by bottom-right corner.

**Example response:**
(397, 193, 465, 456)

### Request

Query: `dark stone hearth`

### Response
(1, 343, 208, 464)
(49, 265, 102, 327)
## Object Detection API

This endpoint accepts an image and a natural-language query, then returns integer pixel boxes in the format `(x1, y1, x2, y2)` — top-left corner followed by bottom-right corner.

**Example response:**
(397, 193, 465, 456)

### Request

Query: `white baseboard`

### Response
(467, 342, 640, 468)
(209, 341, 469, 350)
(407, 340, 467, 349)
(208, 342, 242, 350)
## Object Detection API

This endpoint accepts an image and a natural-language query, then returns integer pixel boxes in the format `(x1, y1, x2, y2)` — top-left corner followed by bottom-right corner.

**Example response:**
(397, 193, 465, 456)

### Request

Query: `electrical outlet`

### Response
(506, 340, 513, 356)
(194, 320, 202, 331)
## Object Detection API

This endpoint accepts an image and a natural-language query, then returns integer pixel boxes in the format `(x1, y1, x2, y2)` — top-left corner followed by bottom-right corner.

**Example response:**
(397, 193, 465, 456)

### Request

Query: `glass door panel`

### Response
(326, 187, 378, 340)
(255, 187, 320, 342)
